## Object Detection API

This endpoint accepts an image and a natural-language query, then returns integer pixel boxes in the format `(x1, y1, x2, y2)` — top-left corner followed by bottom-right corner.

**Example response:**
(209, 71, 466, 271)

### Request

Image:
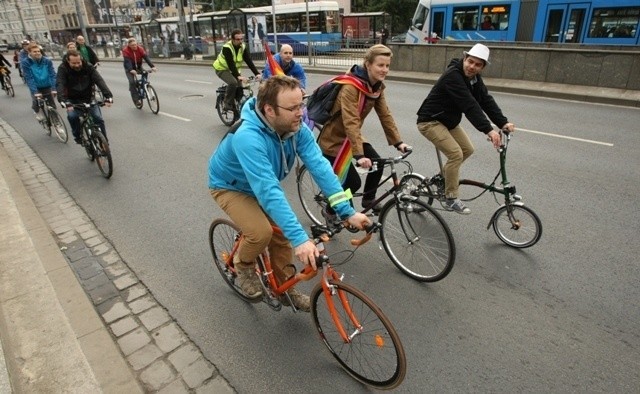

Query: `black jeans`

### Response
(31, 87, 56, 113)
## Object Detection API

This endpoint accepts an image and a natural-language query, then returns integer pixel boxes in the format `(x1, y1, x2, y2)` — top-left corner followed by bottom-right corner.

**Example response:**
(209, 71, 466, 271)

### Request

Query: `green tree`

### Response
(361, 0, 415, 34)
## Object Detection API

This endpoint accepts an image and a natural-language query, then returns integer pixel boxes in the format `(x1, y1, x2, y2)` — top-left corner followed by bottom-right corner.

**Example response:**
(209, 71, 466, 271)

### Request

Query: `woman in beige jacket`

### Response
(318, 44, 410, 211)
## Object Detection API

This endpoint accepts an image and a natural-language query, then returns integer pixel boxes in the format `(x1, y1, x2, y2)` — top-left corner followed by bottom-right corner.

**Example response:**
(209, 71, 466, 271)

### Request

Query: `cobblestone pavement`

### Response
(0, 119, 235, 393)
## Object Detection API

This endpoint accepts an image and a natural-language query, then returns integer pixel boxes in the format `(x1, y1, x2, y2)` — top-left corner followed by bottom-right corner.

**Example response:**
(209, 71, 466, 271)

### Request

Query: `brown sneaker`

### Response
(281, 288, 310, 312)
(235, 267, 263, 299)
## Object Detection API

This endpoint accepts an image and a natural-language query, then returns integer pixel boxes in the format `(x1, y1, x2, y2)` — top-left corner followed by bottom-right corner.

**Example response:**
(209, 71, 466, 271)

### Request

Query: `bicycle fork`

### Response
(321, 269, 363, 343)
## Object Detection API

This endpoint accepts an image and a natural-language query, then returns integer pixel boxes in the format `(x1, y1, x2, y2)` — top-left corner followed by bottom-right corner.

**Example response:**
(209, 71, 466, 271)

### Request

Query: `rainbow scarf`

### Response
(330, 74, 380, 185)
(264, 43, 284, 76)
(332, 138, 353, 185)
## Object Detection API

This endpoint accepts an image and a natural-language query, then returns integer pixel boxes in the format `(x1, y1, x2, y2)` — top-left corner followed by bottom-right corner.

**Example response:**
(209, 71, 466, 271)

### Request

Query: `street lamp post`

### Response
(73, 0, 89, 39)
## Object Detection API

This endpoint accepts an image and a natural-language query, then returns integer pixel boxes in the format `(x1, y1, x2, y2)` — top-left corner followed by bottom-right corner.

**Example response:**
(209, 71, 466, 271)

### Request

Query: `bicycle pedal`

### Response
(265, 296, 283, 311)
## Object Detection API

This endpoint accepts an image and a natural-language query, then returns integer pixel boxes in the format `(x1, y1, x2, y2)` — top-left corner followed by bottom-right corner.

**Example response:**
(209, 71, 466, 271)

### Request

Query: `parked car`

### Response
(390, 33, 407, 43)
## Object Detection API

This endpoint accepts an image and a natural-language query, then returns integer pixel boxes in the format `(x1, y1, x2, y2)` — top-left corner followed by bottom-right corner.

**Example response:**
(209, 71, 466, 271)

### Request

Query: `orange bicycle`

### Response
(208, 219, 407, 389)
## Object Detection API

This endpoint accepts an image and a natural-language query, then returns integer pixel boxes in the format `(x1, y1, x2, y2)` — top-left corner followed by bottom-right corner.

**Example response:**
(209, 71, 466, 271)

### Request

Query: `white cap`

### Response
(463, 43, 490, 64)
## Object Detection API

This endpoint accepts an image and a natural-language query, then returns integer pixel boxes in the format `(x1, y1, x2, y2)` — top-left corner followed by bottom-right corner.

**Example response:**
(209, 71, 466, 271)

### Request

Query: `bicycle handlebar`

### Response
(311, 221, 381, 247)
(369, 148, 413, 166)
(62, 101, 108, 110)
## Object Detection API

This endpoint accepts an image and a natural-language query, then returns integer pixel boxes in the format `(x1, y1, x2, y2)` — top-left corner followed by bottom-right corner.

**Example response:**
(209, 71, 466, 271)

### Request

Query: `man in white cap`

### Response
(415, 43, 515, 214)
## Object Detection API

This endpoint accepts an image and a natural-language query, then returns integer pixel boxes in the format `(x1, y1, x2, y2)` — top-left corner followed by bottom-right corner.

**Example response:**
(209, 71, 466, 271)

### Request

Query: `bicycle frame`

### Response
(433, 131, 519, 204)
(36, 96, 54, 125)
(135, 71, 149, 99)
(310, 151, 415, 217)
(425, 131, 541, 248)
(225, 224, 373, 343)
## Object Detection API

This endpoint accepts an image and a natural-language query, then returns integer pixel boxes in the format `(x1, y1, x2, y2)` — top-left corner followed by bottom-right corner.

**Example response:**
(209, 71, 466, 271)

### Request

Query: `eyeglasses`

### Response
(276, 102, 306, 112)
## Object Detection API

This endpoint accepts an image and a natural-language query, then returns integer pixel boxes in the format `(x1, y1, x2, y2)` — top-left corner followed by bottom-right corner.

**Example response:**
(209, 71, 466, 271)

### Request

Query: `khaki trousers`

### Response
(211, 189, 294, 284)
(417, 121, 475, 199)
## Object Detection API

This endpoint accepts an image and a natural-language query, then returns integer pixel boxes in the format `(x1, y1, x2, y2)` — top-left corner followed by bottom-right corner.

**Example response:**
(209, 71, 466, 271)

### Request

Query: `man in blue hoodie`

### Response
(21, 43, 57, 121)
(208, 75, 370, 312)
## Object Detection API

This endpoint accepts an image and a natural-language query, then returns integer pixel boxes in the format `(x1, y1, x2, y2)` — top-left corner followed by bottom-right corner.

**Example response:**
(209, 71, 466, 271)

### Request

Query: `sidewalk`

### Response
(0, 119, 234, 393)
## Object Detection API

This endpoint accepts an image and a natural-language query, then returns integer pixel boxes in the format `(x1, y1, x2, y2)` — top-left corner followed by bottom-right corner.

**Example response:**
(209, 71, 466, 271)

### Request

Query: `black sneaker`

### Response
(444, 198, 471, 215)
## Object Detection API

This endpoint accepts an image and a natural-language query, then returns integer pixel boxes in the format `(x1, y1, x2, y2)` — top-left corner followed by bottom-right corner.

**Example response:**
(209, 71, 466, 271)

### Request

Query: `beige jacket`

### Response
(318, 81, 402, 157)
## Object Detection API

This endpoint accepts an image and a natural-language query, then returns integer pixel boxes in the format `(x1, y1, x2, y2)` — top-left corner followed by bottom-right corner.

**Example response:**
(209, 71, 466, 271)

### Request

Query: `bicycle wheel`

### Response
(399, 173, 431, 200)
(208, 218, 256, 302)
(4, 77, 14, 97)
(48, 109, 68, 143)
(379, 198, 455, 282)
(145, 84, 160, 114)
(91, 130, 113, 178)
(83, 131, 95, 161)
(134, 89, 144, 109)
(43, 108, 52, 137)
(216, 94, 236, 126)
(296, 165, 327, 226)
(311, 280, 406, 389)
(491, 204, 542, 248)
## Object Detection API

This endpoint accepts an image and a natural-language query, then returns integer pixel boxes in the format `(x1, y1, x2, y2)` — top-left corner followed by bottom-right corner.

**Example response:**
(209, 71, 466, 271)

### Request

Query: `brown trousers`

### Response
(211, 189, 294, 284)
(417, 121, 475, 199)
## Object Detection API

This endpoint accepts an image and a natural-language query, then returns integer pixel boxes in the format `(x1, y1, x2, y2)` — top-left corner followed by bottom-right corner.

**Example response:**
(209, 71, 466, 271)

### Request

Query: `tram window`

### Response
(588, 7, 639, 38)
(453, 6, 478, 30)
(481, 5, 510, 30)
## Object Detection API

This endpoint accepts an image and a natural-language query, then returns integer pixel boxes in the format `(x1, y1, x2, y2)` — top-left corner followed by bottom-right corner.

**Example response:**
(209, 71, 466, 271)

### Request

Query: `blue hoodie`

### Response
(208, 97, 355, 247)
(21, 55, 56, 95)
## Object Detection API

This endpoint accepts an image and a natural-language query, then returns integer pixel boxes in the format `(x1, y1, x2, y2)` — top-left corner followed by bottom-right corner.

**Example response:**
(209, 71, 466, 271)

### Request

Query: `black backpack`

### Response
(306, 77, 345, 126)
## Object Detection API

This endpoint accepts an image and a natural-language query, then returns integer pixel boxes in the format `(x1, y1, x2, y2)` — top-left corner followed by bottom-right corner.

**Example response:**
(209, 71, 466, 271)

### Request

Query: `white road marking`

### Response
(186, 80, 212, 85)
(158, 112, 191, 122)
(517, 128, 614, 147)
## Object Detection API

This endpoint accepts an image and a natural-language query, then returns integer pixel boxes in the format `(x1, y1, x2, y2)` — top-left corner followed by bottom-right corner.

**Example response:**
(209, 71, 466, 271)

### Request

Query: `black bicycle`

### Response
(1, 67, 15, 98)
(133, 69, 159, 114)
(35, 95, 68, 143)
(414, 130, 542, 248)
(215, 76, 258, 126)
(297, 150, 456, 282)
(68, 101, 113, 179)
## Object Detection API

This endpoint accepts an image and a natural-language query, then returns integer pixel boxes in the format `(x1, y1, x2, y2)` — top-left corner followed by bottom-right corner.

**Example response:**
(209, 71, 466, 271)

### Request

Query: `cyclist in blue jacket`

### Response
(208, 75, 369, 312)
(21, 42, 57, 121)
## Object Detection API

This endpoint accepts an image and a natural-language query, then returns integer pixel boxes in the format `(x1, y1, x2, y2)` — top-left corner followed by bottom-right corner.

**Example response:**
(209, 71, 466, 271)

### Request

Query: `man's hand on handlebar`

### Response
(502, 123, 515, 134)
(487, 130, 501, 148)
(295, 240, 320, 271)
(104, 97, 113, 107)
(129, 69, 137, 75)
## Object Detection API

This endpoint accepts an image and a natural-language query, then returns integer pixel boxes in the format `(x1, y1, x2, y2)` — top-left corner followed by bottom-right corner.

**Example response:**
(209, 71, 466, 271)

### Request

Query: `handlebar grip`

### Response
(349, 222, 380, 246)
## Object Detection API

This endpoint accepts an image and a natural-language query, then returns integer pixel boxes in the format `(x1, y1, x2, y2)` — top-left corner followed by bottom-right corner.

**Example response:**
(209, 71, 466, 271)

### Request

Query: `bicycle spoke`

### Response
(380, 200, 455, 282)
(311, 280, 406, 389)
